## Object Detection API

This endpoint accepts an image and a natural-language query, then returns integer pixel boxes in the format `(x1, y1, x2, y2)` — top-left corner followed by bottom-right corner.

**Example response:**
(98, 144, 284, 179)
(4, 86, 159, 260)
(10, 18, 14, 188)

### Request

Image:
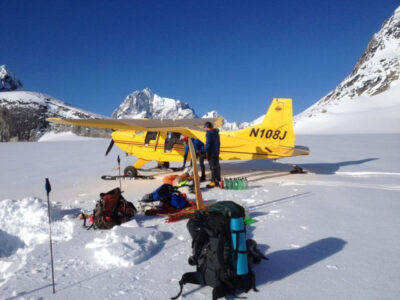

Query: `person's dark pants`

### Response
(207, 152, 221, 183)
(198, 151, 206, 179)
(185, 152, 206, 179)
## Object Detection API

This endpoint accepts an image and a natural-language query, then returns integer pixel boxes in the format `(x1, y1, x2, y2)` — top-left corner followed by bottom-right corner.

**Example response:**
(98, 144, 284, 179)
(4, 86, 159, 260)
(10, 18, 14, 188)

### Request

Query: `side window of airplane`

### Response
(164, 132, 182, 152)
(144, 131, 158, 146)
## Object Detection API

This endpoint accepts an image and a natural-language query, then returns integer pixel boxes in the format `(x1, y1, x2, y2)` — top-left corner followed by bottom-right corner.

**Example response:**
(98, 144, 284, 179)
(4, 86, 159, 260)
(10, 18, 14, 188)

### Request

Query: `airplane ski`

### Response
(101, 174, 155, 180)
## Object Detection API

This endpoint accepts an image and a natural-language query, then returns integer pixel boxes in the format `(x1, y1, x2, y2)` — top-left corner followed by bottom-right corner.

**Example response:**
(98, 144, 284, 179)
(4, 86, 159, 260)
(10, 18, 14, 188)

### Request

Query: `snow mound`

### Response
(85, 221, 164, 268)
(0, 198, 74, 248)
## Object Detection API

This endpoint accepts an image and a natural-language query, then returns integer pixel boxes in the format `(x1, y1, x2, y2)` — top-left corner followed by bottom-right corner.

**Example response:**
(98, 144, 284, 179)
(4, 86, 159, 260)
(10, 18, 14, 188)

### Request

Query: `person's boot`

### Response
(200, 175, 206, 182)
(206, 181, 218, 188)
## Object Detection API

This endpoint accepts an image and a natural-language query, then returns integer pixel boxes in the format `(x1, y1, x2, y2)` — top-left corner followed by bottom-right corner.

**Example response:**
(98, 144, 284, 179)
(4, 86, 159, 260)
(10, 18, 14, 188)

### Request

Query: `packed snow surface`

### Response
(38, 131, 102, 142)
(0, 134, 400, 299)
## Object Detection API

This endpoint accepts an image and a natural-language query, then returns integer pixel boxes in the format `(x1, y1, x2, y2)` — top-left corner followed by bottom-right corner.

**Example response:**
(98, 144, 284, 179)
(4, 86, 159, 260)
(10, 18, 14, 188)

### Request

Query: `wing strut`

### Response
(188, 138, 204, 210)
(165, 138, 206, 222)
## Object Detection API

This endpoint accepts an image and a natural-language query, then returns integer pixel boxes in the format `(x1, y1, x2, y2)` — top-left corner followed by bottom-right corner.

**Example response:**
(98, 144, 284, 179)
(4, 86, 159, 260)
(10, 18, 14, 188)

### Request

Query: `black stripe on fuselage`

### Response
(114, 141, 282, 158)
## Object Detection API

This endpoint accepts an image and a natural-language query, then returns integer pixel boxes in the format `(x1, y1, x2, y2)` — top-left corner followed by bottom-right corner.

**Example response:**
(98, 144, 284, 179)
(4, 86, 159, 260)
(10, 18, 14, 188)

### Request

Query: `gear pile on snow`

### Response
(139, 183, 195, 216)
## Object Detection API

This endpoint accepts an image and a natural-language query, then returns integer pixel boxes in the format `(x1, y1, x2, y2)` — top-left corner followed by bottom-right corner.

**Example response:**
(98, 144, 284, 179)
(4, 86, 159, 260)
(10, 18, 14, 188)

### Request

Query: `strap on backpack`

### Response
(250, 270, 258, 292)
(171, 272, 204, 300)
(87, 209, 96, 230)
(212, 285, 231, 300)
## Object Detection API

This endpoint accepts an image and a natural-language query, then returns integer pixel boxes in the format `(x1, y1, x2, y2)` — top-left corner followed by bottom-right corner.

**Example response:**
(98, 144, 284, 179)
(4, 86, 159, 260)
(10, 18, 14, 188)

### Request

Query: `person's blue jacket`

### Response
(205, 129, 220, 154)
(184, 139, 205, 161)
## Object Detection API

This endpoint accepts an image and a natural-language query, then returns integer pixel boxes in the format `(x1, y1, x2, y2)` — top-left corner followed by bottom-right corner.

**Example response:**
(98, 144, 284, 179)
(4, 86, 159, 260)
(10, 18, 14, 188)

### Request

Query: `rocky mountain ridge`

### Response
(295, 6, 400, 121)
(0, 89, 109, 142)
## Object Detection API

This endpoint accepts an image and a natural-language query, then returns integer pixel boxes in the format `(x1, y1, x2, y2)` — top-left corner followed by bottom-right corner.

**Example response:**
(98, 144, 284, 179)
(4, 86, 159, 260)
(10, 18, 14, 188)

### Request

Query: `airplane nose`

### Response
(105, 139, 115, 156)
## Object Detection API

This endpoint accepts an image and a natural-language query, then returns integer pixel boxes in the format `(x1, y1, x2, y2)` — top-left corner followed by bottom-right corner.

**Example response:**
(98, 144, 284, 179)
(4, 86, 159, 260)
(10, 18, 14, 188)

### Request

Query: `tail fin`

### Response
(233, 98, 295, 147)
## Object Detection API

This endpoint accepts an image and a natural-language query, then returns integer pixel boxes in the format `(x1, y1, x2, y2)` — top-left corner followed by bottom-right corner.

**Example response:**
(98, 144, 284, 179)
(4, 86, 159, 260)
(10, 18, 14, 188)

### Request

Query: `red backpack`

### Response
(92, 188, 137, 229)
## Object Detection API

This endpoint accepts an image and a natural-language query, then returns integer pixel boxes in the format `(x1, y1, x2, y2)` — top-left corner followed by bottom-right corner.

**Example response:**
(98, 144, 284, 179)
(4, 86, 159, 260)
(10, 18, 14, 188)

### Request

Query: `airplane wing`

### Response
(47, 117, 224, 132)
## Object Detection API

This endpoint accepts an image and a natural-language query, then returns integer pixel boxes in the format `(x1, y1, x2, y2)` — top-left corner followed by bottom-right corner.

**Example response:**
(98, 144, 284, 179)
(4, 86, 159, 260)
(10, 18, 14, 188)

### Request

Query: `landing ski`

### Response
(101, 174, 154, 180)
(139, 167, 183, 174)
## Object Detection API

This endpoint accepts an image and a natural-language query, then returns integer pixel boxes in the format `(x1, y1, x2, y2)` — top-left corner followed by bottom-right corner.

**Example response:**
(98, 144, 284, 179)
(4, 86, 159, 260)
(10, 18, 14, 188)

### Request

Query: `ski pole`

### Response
(117, 155, 122, 190)
(45, 178, 56, 294)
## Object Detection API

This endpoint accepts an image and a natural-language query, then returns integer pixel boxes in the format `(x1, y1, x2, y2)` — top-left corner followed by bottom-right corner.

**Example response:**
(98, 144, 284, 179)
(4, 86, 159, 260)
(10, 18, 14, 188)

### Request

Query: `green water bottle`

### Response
(233, 178, 238, 190)
(226, 178, 232, 189)
(238, 178, 243, 190)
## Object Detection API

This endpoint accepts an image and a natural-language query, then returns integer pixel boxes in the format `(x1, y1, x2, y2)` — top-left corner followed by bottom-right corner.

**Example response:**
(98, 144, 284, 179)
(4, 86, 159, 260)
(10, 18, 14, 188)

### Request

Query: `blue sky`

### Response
(1, 0, 398, 122)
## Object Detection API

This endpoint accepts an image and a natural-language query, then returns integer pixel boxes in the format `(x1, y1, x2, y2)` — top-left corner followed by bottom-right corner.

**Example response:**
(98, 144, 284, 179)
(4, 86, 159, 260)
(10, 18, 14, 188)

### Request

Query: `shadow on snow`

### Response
(180, 237, 346, 298)
(256, 237, 347, 285)
(220, 158, 378, 177)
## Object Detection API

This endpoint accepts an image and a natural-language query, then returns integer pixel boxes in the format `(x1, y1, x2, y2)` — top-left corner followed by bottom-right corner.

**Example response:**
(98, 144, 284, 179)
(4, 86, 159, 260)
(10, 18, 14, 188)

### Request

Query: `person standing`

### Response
(182, 137, 206, 182)
(204, 122, 221, 188)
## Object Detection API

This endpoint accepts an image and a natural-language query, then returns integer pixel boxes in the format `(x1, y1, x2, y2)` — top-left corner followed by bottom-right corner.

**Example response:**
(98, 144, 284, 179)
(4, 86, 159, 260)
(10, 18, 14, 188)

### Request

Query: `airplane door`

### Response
(144, 131, 159, 151)
(164, 132, 182, 152)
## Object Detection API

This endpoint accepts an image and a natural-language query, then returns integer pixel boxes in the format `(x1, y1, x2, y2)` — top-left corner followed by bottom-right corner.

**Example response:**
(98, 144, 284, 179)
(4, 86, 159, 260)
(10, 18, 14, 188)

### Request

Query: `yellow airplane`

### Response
(47, 98, 310, 176)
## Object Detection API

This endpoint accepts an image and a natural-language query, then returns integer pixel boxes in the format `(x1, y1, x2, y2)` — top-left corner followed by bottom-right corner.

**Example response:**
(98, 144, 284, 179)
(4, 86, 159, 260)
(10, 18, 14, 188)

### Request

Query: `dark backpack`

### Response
(141, 183, 175, 203)
(92, 188, 137, 229)
(172, 201, 265, 300)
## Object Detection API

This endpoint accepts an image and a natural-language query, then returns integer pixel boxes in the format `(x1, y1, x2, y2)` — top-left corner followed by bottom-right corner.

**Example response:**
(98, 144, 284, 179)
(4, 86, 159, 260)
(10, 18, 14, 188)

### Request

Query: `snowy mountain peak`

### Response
(350, 5, 400, 91)
(0, 65, 23, 91)
(111, 88, 196, 119)
(295, 6, 400, 134)
(202, 110, 220, 118)
(202, 110, 253, 131)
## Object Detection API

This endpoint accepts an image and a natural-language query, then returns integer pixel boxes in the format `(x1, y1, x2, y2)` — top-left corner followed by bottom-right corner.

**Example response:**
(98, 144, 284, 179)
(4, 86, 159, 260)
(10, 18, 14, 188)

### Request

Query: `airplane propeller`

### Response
(105, 139, 115, 156)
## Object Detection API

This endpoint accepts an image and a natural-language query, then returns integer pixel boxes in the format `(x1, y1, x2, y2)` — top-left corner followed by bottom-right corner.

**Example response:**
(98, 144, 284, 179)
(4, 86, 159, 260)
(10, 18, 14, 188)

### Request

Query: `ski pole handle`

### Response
(45, 178, 52, 196)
